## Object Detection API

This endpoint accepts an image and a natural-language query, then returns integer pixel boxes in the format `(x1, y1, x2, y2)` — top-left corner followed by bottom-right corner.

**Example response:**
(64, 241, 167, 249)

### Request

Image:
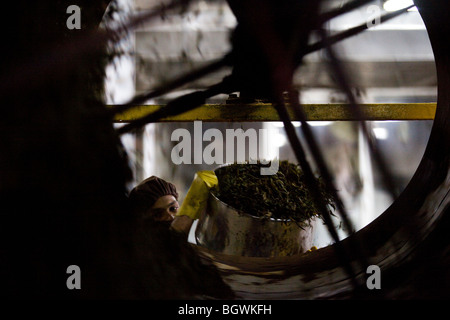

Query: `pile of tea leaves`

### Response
(212, 161, 335, 227)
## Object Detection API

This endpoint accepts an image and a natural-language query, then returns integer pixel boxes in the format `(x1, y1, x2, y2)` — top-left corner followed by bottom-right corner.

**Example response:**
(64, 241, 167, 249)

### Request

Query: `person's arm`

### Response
(170, 170, 218, 240)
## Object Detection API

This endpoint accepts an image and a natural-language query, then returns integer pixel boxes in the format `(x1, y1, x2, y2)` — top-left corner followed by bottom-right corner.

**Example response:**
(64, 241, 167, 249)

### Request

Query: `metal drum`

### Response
(195, 191, 315, 257)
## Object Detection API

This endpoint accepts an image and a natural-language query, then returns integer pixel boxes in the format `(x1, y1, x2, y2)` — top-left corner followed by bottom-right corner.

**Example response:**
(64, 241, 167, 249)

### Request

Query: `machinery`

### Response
(1, 0, 449, 299)
(115, 0, 450, 299)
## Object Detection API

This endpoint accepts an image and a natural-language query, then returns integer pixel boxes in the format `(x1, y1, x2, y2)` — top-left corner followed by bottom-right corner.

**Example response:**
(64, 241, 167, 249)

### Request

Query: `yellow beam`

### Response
(112, 103, 437, 122)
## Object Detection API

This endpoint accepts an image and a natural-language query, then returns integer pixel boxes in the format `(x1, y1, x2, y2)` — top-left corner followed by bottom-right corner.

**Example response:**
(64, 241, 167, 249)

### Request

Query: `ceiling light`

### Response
(373, 127, 389, 140)
(308, 121, 332, 127)
(271, 121, 301, 127)
(383, 0, 417, 12)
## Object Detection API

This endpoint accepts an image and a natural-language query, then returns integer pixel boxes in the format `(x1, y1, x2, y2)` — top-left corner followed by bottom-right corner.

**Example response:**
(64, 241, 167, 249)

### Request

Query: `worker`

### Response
(128, 176, 179, 226)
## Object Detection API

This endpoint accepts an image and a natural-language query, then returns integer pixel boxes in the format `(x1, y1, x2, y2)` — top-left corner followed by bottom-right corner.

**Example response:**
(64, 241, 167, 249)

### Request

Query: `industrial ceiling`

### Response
(127, 0, 436, 104)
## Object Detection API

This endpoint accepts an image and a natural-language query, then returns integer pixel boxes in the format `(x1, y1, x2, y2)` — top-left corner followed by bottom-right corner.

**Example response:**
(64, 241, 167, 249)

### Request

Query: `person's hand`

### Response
(176, 170, 218, 220)
(170, 215, 194, 238)
(171, 171, 218, 238)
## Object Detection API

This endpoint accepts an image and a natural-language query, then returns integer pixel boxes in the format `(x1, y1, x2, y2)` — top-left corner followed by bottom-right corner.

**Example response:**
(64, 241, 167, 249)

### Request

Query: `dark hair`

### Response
(128, 176, 178, 218)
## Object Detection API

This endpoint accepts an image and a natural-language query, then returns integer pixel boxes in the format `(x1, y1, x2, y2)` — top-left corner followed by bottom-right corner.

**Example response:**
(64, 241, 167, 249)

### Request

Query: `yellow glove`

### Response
(176, 170, 218, 220)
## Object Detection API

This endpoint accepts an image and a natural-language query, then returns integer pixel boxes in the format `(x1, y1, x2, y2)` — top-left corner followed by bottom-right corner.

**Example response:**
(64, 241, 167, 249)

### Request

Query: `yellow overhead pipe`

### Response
(112, 103, 436, 123)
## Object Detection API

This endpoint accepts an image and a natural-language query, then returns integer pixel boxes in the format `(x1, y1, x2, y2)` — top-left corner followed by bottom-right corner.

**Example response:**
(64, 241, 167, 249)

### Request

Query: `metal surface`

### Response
(195, 191, 315, 257)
